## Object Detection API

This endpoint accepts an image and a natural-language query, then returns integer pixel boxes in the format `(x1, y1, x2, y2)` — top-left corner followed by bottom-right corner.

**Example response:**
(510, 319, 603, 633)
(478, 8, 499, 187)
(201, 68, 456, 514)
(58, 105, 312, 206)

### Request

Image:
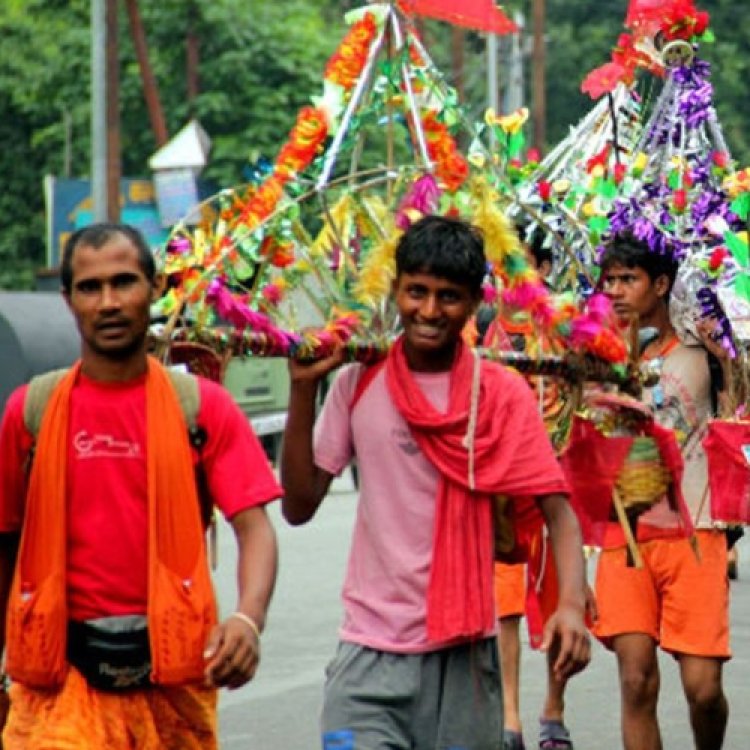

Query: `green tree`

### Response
(0, 0, 344, 288)
(1, 1, 748, 289)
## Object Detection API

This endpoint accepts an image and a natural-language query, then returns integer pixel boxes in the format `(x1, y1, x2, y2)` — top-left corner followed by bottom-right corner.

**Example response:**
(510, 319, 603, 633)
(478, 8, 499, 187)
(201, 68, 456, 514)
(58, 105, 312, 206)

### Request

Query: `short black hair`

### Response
(598, 231, 678, 291)
(61, 223, 156, 293)
(518, 223, 552, 269)
(395, 215, 486, 296)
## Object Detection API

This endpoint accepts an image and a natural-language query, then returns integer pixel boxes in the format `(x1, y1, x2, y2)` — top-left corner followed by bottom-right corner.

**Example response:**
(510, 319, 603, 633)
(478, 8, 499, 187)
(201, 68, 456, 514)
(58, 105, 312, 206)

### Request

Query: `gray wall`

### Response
(0, 292, 79, 411)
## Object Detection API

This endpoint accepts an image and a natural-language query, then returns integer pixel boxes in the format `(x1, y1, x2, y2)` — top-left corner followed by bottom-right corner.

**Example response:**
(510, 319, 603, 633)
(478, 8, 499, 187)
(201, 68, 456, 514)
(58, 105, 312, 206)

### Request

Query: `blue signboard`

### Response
(44, 175, 169, 268)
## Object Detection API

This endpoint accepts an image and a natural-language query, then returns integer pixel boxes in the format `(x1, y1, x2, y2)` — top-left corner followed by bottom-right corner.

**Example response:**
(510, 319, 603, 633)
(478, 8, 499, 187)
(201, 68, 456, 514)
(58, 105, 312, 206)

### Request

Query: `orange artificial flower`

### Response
(259, 236, 295, 269)
(274, 107, 329, 181)
(239, 176, 285, 229)
(324, 12, 379, 90)
(421, 111, 469, 193)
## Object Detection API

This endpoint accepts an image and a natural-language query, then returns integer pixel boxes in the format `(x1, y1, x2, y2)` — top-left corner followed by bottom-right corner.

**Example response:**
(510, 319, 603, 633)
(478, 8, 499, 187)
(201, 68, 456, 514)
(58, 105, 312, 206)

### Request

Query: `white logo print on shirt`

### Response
(73, 430, 141, 459)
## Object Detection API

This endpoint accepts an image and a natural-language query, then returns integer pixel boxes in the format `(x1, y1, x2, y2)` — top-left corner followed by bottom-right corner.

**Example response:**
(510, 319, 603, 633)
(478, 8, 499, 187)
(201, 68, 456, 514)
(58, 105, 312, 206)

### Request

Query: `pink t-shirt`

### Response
(314, 364, 496, 653)
(0, 374, 281, 621)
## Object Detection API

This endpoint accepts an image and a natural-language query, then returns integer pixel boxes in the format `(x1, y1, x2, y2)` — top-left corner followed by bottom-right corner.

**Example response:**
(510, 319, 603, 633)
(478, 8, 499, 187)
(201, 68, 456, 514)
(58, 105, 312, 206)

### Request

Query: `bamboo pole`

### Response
(612, 490, 644, 569)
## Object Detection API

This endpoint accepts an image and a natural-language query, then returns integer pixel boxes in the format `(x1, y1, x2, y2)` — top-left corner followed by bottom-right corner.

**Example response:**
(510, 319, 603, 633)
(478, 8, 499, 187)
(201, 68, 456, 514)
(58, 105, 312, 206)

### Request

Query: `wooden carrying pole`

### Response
(612, 491, 644, 569)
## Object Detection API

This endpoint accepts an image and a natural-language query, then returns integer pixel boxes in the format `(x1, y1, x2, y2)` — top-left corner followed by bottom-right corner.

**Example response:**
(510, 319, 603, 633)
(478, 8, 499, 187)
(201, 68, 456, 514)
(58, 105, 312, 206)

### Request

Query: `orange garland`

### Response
(421, 111, 469, 193)
(324, 12, 379, 89)
(236, 13, 382, 233)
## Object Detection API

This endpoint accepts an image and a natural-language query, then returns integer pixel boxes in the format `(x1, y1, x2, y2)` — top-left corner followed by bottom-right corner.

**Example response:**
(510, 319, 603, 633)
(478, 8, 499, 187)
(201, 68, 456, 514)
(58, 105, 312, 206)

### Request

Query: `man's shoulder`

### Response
(4, 384, 30, 422)
(666, 343, 710, 380)
(195, 375, 239, 419)
(672, 342, 709, 363)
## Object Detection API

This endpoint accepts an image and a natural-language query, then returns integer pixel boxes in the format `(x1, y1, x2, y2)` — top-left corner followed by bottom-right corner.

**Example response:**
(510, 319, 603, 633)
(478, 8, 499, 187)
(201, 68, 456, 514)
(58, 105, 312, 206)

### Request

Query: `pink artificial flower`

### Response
(261, 283, 283, 305)
(395, 174, 442, 230)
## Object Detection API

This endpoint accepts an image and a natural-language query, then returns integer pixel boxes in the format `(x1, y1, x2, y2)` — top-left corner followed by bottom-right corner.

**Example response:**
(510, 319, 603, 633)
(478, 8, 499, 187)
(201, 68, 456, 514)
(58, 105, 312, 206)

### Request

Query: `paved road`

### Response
(214, 473, 750, 749)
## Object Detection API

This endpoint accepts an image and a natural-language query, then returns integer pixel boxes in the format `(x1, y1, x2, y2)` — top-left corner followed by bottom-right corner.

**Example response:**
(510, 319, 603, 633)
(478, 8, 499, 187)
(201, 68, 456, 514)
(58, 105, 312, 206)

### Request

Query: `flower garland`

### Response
(419, 111, 469, 193)
(324, 12, 379, 89)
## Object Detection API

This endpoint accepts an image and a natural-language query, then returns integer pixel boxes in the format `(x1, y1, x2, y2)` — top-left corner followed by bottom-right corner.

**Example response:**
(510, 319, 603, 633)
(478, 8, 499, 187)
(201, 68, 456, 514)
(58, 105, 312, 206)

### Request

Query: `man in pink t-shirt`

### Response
(0, 223, 280, 750)
(282, 215, 590, 750)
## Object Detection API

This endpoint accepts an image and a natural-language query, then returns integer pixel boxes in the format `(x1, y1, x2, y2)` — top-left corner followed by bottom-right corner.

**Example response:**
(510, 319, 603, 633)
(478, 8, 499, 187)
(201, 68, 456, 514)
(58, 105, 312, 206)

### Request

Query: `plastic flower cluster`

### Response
(420, 111, 469, 193)
(324, 12, 379, 89)
(581, 0, 711, 99)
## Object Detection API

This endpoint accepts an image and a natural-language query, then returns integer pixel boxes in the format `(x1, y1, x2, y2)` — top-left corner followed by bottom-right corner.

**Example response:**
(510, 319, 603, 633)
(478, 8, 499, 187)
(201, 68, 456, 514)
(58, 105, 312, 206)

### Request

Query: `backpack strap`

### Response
(24, 369, 202, 436)
(23, 367, 217, 564)
(349, 360, 386, 412)
(165, 371, 216, 561)
(23, 369, 70, 437)
(165, 369, 200, 430)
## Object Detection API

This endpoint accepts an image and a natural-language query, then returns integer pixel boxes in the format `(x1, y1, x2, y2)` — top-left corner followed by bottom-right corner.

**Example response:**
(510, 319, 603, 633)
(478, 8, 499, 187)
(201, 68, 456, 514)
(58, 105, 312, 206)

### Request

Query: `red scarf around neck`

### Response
(386, 337, 565, 642)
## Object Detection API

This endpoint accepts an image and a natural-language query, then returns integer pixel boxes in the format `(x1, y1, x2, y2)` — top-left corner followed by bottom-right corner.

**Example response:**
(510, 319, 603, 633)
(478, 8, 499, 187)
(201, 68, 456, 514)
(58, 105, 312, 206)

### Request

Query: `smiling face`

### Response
(393, 270, 479, 372)
(64, 233, 155, 371)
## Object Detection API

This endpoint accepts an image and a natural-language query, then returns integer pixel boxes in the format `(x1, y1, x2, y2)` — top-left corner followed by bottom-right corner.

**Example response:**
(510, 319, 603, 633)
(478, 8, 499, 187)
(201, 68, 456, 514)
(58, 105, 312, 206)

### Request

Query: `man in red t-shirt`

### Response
(0, 223, 281, 749)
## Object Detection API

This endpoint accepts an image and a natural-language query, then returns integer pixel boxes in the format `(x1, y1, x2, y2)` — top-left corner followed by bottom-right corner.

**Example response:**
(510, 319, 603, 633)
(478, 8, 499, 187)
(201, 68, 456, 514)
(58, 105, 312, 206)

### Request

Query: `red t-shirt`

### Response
(0, 373, 281, 620)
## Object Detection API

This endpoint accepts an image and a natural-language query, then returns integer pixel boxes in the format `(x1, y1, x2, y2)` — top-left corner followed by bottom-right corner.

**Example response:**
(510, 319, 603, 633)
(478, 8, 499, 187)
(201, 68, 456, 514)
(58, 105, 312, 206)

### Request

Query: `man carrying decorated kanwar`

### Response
(281, 214, 590, 750)
(482, 223, 590, 750)
(0, 223, 281, 749)
(596, 230, 731, 750)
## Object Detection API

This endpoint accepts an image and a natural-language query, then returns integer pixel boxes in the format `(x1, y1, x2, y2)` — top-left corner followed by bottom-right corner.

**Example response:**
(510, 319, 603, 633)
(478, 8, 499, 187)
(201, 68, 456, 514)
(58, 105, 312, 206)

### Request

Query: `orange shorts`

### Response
(493, 544, 559, 624)
(593, 530, 730, 658)
(3, 666, 217, 749)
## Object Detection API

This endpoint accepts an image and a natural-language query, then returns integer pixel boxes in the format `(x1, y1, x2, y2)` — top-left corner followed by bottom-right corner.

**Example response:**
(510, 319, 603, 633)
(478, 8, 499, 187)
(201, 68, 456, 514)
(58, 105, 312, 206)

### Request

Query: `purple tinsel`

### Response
(678, 81, 713, 130)
(606, 198, 687, 261)
(645, 58, 713, 149)
(696, 286, 736, 358)
(692, 189, 740, 239)
(672, 59, 711, 86)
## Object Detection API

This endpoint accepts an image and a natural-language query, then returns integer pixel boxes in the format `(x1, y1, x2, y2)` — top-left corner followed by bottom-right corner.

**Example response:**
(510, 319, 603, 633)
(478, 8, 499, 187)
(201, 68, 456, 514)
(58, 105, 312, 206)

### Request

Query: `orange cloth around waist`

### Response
(3, 666, 217, 750)
(493, 550, 559, 624)
(593, 530, 730, 658)
(494, 562, 526, 618)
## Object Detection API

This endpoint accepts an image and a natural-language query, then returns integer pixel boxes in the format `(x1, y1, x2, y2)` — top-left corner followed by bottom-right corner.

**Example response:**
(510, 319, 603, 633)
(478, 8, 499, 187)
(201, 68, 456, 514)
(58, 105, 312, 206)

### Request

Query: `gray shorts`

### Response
(321, 638, 502, 750)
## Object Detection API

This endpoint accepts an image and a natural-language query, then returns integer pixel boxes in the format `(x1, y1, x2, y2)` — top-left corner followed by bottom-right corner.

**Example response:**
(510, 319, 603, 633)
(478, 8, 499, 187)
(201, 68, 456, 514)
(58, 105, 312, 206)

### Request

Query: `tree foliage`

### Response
(0, 0, 748, 288)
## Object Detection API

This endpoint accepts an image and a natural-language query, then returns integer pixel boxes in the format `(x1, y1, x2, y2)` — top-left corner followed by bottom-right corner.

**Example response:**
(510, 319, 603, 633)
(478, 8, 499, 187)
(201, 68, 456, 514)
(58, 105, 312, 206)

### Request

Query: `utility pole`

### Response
(125, 0, 168, 147)
(186, 1, 200, 114)
(91, 0, 121, 221)
(487, 32, 499, 115)
(504, 11, 525, 113)
(531, 0, 546, 155)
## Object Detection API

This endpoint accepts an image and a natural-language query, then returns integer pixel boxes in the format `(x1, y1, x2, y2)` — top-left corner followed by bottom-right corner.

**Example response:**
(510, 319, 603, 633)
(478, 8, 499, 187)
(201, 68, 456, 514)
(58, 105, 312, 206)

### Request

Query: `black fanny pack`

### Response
(67, 616, 151, 691)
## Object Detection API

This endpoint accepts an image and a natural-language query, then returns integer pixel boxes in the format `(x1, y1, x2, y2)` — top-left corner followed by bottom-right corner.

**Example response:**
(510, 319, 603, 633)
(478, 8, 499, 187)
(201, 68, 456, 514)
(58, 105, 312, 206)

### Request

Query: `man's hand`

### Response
(288, 347, 345, 385)
(695, 316, 729, 362)
(539, 602, 591, 681)
(203, 616, 260, 690)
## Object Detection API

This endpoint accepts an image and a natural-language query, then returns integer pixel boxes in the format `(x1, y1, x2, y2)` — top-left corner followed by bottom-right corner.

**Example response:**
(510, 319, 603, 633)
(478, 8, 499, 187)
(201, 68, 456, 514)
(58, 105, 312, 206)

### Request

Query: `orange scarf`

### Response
(6, 357, 216, 689)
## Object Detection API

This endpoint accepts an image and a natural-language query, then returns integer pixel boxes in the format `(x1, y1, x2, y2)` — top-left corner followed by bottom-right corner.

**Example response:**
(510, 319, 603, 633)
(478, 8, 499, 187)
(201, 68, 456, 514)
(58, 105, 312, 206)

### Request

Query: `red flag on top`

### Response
(400, 0, 518, 35)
